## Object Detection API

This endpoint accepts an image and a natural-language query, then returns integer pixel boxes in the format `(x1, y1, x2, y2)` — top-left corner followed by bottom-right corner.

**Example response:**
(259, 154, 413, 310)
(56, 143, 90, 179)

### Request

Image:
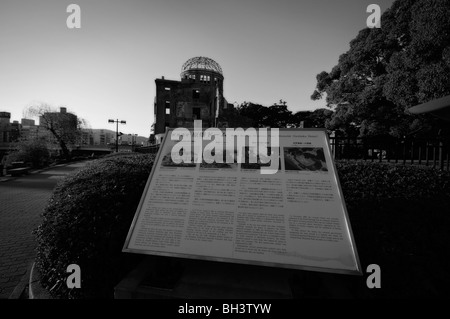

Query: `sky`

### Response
(0, 0, 395, 137)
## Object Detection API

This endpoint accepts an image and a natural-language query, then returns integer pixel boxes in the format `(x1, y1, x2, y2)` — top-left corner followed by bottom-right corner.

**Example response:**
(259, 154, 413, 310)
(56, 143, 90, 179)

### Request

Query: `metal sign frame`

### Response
(123, 128, 362, 275)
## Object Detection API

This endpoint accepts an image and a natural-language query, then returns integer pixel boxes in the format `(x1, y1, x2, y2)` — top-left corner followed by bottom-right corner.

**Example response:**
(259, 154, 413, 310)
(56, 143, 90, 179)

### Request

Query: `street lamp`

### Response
(108, 119, 126, 152)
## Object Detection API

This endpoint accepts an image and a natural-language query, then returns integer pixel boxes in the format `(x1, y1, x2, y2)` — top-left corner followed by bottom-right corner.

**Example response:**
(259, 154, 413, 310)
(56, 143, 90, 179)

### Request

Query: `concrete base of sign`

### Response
(115, 256, 294, 299)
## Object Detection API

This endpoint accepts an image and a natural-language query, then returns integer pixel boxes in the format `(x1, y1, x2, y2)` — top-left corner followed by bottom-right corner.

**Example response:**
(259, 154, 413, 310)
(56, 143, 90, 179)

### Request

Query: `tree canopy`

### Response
(224, 101, 333, 130)
(292, 108, 334, 129)
(311, 0, 450, 138)
(25, 104, 85, 159)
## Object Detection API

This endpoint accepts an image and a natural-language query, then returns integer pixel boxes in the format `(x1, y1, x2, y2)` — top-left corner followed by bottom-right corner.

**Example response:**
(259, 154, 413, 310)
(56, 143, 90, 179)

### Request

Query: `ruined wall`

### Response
(154, 72, 225, 134)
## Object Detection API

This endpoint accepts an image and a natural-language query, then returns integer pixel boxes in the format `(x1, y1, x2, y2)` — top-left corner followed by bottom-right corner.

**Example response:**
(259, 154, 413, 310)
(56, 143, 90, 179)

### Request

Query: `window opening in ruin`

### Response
(165, 101, 170, 114)
(200, 75, 211, 83)
(193, 89, 200, 99)
(193, 107, 201, 120)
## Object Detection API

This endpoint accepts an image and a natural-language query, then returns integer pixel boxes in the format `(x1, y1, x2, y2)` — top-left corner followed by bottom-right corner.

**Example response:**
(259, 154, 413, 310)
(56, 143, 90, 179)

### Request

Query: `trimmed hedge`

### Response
(335, 161, 450, 298)
(35, 156, 450, 298)
(34, 153, 156, 299)
(336, 160, 450, 203)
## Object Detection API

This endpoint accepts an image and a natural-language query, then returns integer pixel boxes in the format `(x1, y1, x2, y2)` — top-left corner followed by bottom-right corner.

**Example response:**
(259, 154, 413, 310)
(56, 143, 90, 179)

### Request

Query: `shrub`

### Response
(336, 160, 450, 203)
(34, 153, 156, 299)
(335, 160, 450, 298)
(35, 156, 450, 298)
(102, 152, 137, 159)
(7, 137, 51, 168)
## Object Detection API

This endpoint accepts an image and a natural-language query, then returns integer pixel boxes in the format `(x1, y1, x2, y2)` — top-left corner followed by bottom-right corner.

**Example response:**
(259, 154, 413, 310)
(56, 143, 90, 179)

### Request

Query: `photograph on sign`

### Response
(123, 128, 361, 275)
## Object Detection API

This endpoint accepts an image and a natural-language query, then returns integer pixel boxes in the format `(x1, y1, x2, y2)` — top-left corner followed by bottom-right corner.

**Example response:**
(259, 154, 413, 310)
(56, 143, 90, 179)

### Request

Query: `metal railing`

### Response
(135, 145, 160, 154)
(133, 138, 450, 171)
(329, 136, 450, 170)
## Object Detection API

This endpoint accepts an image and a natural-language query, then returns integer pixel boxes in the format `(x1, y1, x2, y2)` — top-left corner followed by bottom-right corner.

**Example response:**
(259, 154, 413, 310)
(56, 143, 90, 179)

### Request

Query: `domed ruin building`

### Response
(152, 57, 234, 144)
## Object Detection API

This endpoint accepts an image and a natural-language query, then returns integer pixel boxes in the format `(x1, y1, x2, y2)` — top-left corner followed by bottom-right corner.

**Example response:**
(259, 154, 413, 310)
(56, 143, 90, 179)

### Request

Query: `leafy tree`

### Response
(148, 134, 156, 145)
(227, 101, 333, 129)
(231, 100, 295, 128)
(25, 104, 86, 160)
(264, 100, 293, 128)
(235, 102, 268, 127)
(292, 108, 334, 129)
(221, 103, 257, 128)
(311, 0, 450, 137)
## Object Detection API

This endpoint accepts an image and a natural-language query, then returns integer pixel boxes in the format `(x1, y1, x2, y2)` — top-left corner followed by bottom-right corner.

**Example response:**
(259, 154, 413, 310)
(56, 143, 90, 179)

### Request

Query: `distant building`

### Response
(79, 129, 113, 146)
(0, 118, 21, 143)
(17, 118, 39, 141)
(20, 118, 36, 140)
(79, 130, 92, 146)
(1, 106, 148, 156)
(38, 107, 78, 149)
(21, 125, 40, 140)
(80, 128, 147, 148)
(21, 118, 35, 126)
(10, 121, 21, 142)
(1, 113, 41, 147)
(0, 112, 11, 144)
(39, 107, 78, 132)
(91, 129, 115, 146)
(0, 112, 12, 158)
(152, 56, 234, 144)
(0, 112, 26, 157)
(120, 134, 148, 146)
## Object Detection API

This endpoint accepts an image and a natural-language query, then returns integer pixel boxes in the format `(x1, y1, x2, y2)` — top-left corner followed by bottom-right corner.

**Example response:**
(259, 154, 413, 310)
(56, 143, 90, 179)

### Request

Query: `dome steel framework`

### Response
(181, 56, 223, 75)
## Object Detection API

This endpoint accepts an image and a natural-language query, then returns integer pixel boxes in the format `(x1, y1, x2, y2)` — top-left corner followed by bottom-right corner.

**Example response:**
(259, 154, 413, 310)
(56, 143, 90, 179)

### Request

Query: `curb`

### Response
(0, 162, 72, 181)
(8, 262, 33, 299)
(28, 262, 53, 299)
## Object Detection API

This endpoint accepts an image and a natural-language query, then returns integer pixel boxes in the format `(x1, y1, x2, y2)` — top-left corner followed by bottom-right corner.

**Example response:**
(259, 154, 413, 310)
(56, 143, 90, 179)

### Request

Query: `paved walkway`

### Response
(0, 161, 90, 299)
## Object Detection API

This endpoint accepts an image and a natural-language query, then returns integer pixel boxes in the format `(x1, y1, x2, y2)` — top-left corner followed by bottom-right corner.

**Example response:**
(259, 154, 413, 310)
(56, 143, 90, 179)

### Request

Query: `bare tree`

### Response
(25, 103, 85, 160)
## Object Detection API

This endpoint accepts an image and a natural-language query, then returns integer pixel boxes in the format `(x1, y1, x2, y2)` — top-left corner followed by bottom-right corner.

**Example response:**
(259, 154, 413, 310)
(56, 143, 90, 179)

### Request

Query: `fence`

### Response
(134, 138, 450, 171)
(135, 145, 160, 154)
(329, 136, 450, 170)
